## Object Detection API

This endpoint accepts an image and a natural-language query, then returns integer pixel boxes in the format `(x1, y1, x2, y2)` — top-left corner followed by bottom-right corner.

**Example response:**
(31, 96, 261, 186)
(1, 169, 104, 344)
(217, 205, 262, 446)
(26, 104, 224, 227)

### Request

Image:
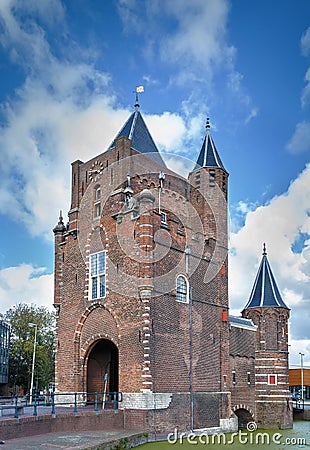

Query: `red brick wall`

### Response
(0, 410, 124, 441)
(243, 307, 292, 428)
(53, 136, 231, 431)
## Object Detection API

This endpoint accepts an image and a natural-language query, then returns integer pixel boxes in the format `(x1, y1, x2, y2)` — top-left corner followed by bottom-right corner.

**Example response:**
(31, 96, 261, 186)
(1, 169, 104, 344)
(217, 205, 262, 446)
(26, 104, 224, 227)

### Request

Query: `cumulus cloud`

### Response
(0, 0, 213, 242)
(146, 112, 186, 152)
(230, 164, 310, 367)
(0, 264, 53, 312)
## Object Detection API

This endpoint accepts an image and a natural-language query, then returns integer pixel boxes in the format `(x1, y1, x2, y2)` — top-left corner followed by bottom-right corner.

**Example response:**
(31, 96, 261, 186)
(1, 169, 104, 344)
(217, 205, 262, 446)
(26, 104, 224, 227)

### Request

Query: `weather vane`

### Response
(134, 85, 144, 109)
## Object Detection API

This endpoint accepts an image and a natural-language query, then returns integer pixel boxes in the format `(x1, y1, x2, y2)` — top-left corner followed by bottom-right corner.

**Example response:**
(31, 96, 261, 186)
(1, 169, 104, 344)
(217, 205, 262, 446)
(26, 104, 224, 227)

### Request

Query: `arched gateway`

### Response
(233, 407, 254, 428)
(86, 339, 119, 398)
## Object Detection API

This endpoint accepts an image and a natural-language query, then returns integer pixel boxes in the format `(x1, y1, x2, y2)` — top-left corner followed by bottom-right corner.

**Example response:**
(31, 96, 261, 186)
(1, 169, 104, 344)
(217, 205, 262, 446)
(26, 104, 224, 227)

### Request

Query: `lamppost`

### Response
(299, 352, 304, 401)
(29, 323, 38, 404)
(185, 246, 194, 432)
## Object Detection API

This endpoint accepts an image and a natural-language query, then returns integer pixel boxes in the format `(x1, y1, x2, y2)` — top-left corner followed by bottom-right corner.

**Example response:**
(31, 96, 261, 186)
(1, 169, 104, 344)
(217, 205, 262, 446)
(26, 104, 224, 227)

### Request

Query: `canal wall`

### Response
(293, 409, 310, 421)
(0, 409, 127, 441)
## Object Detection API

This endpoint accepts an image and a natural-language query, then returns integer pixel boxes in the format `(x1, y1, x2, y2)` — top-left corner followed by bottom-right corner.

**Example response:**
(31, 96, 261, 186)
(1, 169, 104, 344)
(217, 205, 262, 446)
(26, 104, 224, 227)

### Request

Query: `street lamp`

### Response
(185, 246, 194, 432)
(29, 323, 38, 404)
(299, 352, 304, 401)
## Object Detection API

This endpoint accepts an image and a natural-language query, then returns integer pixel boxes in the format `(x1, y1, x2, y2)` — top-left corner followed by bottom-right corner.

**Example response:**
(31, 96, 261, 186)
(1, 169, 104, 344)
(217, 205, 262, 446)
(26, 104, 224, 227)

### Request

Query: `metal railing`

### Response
(292, 397, 304, 412)
(0, 391, 122, 419)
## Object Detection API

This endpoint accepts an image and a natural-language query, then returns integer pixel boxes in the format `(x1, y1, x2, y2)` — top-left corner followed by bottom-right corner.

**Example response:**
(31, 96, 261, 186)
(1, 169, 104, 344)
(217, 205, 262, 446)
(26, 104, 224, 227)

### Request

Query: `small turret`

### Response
(195, 118, 226, 171)
(243, 243, 289, 310)
(53, 211, 66, 314)
(242, 244, 292, 429)
(53, 211, 66, 235)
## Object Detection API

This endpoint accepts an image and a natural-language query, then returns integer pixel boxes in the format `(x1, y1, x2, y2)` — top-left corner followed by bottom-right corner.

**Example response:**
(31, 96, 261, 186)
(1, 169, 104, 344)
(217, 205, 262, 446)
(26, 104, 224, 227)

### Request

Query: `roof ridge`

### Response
(129, 110, 138, 140)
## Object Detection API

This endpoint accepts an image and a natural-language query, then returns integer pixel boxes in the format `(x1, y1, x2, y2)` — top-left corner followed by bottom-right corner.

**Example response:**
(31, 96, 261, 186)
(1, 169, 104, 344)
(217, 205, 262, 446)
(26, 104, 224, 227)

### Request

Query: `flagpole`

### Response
(134, 85, 144, 109)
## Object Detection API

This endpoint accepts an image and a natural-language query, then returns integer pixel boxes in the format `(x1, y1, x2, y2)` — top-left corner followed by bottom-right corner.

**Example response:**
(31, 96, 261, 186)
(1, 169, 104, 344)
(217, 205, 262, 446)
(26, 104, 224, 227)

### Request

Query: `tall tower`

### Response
(53, 106, 236, 434)
(242, 244, 293, 429)
(188, 119, 231, 428)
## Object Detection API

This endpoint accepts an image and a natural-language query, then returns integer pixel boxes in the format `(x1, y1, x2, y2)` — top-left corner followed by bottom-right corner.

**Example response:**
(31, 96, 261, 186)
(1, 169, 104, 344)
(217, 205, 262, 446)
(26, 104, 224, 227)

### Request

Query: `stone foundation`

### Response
(122, 391, 236, 434)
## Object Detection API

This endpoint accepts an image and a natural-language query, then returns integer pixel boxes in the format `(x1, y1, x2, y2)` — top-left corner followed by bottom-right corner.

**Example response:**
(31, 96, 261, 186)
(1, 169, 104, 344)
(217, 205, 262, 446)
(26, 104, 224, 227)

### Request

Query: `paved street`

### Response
(0, 430, 139, 450)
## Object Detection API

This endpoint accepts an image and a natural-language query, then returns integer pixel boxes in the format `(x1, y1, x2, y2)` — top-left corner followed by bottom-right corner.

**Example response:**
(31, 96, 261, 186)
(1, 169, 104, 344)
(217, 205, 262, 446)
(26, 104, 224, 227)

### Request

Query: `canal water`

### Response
(141, 421, 309, 449)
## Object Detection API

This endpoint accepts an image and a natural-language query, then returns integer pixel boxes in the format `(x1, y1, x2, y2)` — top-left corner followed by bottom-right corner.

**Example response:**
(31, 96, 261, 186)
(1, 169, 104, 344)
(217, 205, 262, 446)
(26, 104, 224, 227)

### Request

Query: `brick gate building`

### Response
(53, 100, 292, 432)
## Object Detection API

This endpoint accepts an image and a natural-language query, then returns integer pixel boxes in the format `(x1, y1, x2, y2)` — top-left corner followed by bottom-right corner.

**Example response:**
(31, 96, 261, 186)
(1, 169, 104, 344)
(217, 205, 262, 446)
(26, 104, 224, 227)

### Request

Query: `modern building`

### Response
(53, 99, 292, 432)
(289, 368, 310, 400)
(0, 320, 10, 395)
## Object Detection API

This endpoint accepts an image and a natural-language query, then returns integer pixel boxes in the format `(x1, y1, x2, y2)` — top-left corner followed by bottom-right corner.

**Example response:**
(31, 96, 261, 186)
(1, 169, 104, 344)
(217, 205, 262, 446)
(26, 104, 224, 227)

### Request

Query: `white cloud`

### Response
(159, 0, 234, 76)
(301, 26, 310, 56)
(230, 164, 310, 353)
(0, 264, 53, 313)
(289, 339, 310, 368)
(301, 67, 310, 107)
(146, 112, 186, 152)
(118, 0, 234, 78)
(0, 1, 131, 239)
(286, 120, 310, 154)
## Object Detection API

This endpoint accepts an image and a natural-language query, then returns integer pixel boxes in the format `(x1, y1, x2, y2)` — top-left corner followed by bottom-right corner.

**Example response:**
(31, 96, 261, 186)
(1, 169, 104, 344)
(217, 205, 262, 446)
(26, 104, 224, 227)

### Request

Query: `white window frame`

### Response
(232, 371, 236, 384)
(89, 251, 106, 300)
(247, 371, 251, 384)
(176, 274, 189, 303)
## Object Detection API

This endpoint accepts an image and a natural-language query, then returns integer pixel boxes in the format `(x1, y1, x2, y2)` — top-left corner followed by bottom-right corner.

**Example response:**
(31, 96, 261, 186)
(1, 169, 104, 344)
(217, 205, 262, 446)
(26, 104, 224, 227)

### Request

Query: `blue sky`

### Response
(0, 0, 309, 367)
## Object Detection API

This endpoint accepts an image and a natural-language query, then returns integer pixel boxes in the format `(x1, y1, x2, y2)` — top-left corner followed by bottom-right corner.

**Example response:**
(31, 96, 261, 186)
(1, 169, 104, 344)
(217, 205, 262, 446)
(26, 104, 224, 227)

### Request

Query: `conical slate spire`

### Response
(108, 108, 166, 167)
(195, 118, 226, 171)
(243, 244, 289, 310)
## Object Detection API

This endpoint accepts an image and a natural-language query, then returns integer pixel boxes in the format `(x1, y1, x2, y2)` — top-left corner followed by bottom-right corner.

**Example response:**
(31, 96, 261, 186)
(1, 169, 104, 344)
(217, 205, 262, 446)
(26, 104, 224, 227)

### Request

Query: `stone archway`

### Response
(86, 339, 119, 404)
(233, 407, 254, 428)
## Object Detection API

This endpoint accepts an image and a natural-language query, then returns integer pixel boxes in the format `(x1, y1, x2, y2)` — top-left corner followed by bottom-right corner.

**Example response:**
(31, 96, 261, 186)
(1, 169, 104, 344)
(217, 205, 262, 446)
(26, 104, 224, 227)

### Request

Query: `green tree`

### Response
(4, 303, 55, 395)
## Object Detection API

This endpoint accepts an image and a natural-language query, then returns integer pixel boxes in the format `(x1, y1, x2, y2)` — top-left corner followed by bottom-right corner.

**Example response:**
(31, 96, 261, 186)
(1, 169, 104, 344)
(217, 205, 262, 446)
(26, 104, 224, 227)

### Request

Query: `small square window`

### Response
(268, 374, 277, 385)
(161, 212, 167, 224)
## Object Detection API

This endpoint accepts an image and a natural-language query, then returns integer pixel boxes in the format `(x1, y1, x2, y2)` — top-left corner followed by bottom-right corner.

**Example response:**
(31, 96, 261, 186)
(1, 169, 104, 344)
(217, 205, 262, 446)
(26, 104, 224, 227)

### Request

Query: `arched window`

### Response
(176, 275, 188, 303)
(89, 251, 106, 300)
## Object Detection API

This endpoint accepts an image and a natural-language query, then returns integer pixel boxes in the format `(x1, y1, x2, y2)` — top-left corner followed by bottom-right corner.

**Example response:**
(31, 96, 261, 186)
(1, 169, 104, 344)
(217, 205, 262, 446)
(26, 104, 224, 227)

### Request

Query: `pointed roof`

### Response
(195, 118, 226, 171)
(108, 105, 166, 167)
(243, 244, 289, 310)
